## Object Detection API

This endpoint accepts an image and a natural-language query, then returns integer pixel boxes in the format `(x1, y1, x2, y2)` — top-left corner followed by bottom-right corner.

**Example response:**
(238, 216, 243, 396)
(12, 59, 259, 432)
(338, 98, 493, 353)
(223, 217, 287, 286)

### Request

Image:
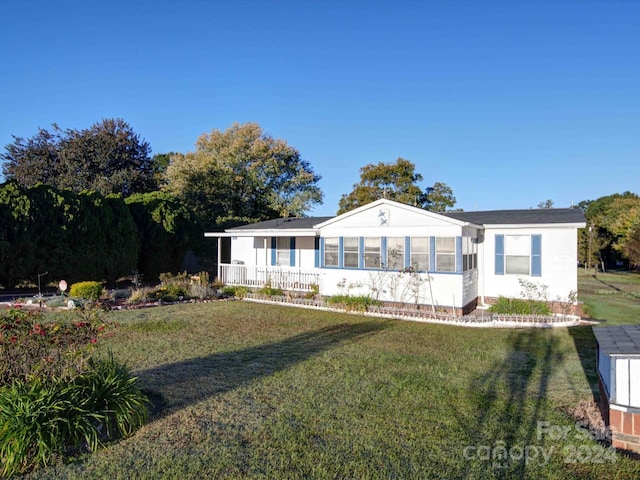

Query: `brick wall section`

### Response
(599, 374, 640, 454)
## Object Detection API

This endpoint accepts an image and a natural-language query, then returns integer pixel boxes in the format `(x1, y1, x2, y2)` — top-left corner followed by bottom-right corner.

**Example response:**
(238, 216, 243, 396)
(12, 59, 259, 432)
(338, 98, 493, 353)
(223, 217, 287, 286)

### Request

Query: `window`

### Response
(364, 237, 381, 268)
(462, 237, 477, 272)
(410, 237, 429, 271)
(276, 237, 290, 266)
(505, 235, 530, 275)
(324, 237, 339, 267)
(343, 237, 359, 268)
(386, 237, 404, 270)
(436, 237, 456, 272)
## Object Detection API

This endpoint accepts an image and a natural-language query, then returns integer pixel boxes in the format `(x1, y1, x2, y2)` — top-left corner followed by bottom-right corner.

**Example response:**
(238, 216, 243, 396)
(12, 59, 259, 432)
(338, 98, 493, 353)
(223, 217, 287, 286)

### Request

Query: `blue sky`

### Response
(1, 0, 638, 216)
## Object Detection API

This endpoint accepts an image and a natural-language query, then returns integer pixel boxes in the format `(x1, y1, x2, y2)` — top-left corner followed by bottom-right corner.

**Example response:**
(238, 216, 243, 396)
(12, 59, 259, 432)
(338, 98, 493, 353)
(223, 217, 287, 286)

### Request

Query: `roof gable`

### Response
(314, 198, 470, 229)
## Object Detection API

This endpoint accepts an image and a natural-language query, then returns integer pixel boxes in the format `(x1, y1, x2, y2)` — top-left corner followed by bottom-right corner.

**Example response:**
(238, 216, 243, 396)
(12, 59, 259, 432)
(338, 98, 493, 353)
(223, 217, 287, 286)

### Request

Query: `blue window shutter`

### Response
(315, 238, 320, 268)
(381, 237, 388, 269)
(359, 237, 365, 268)
(290, 237, 296, 267)
(456, 236, 463, 274)
(338, 237, 344, 268)
(531, 234, 542, 277)
(495, 234, 504, 275)
(271, 237, 277, 266)
(429, 237, 436, 272)
(404, 237, 411, 269)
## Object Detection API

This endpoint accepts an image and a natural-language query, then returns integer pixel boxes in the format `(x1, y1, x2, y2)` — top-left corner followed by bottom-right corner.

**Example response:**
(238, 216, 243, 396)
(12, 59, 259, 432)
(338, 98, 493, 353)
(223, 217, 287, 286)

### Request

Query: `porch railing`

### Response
(219, 264, 321, 292)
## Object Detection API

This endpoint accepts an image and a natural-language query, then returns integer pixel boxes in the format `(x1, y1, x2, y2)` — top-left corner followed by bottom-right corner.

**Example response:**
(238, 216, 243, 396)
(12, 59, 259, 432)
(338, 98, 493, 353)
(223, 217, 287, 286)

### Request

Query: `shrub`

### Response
(326, 295, 383, 312)
(187, 283, 216, 300)
(258, 282, 283, 297)
(304, 283, 320, 299)
(69, 281, 104, 301)
(488, 296, 551, 315)
(127, 287, 154, 304)
(0, 309, 108, 385)
(222, 286, 247, 298)
(110, 289, 132, 301)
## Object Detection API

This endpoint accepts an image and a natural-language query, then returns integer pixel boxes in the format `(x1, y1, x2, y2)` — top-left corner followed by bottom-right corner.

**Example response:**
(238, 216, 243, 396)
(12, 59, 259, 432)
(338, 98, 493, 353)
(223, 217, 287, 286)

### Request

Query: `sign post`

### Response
(58, 280, 67, 300)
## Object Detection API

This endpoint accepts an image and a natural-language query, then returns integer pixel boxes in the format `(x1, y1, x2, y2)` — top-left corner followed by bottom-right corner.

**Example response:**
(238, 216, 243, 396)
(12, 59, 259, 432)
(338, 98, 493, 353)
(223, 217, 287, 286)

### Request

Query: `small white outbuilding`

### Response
(593, 325, 640, 453)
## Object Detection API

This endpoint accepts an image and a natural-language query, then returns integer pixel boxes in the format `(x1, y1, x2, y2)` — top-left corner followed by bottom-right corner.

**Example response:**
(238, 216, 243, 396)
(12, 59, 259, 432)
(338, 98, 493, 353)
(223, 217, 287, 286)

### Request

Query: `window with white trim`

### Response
(436, 237, 456, 272)
(364, 237, 381, 268)
(386, 237, 404, 270)
(276, 237, 290, 266)
(505, 235, 530, 275)
(410, 237, 429, 271)
(462, 237, 477, 272)
(343, 237, 359, 268)
(324, 237, 339, 267)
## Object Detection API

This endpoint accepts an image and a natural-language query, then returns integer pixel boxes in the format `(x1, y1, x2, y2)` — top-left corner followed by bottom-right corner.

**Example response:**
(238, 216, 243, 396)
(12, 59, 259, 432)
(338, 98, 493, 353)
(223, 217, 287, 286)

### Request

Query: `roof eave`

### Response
(482, 222, 587, 229)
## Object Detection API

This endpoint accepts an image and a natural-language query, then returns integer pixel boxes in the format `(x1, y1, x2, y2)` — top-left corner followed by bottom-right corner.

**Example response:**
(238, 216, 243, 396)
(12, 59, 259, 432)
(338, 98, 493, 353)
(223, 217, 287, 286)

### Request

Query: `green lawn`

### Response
(579, 269, 640, 325)
(24, 272, 640, 479)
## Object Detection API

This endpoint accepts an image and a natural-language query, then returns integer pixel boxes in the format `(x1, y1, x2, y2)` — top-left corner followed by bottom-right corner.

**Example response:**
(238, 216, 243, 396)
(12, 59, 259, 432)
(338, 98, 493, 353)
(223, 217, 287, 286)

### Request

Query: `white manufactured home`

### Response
(205, 199, 586, 314)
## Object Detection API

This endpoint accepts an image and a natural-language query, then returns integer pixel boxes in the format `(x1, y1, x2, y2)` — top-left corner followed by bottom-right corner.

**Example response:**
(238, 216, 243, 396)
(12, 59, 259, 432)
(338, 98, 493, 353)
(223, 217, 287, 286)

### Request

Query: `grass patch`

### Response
(17, 299, 640, 479)
(579, 269, 640, 325)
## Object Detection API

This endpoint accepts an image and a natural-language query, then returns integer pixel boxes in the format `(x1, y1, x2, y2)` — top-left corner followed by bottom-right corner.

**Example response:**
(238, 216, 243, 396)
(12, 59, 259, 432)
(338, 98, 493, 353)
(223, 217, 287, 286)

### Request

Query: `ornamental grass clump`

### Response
(488, 296, 551, 315)
(326, 295, 383, 312)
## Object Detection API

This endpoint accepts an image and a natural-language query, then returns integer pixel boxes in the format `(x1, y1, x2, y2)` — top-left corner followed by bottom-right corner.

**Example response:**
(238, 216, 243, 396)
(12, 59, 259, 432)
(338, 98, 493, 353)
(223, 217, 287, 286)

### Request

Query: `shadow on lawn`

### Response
(457, 329, 565, 480)
(568, 326, 599, 401)
(136, 320, 389, 420)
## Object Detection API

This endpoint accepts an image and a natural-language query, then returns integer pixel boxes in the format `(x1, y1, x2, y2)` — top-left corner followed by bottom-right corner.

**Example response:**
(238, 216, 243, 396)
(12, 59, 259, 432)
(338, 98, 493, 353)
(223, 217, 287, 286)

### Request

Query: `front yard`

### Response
(24, 295, 640, 479)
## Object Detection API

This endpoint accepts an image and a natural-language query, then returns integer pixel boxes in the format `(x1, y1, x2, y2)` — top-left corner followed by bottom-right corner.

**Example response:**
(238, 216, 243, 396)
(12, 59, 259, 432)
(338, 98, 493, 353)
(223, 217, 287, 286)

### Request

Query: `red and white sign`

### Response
(58, 280, 68, 292)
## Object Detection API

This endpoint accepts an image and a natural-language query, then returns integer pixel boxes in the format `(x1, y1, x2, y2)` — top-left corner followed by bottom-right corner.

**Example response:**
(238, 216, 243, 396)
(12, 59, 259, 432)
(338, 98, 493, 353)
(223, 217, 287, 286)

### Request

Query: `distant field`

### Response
(24, 295, 640, 479)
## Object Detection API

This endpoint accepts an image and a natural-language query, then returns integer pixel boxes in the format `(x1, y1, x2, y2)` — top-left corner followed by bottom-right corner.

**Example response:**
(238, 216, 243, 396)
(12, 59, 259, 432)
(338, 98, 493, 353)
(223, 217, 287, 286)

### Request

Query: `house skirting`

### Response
(380, 297, 477, 316)
(599, 375, 640, 454)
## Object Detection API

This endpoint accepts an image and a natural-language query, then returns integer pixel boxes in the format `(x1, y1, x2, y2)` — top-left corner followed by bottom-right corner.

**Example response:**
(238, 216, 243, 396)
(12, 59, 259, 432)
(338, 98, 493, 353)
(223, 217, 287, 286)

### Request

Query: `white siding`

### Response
(481, 226, 578, 303)
(318, 268, 466, 308)
(611, 357, 640, 409)
(599, 348, 612, 398)
(320, 202, 464, 238)
(230, 237, 266, 266)
(616, 358, 630, 406)
(296, 237, 317, 269)
(630, 359, 640, 408)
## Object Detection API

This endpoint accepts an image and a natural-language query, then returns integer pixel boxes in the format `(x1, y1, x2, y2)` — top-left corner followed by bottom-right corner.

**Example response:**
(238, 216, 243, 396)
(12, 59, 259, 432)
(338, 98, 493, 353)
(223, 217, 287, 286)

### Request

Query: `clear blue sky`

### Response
(1, 0, 638, 216)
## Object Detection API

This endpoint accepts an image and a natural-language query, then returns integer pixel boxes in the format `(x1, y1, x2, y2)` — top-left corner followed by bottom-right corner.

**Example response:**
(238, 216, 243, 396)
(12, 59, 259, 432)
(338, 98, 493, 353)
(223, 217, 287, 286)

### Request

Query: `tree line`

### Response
(2, 117, 639, 288)
(578, 192, 640, 271)
(0, 182, 199, 288)
(1, 118, 462, 287)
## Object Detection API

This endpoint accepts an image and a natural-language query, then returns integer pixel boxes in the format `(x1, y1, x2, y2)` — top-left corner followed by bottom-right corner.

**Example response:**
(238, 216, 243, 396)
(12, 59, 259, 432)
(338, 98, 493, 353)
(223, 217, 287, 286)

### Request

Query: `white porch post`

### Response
(264, 237, 268, 266)
(217, 237, 222, 281)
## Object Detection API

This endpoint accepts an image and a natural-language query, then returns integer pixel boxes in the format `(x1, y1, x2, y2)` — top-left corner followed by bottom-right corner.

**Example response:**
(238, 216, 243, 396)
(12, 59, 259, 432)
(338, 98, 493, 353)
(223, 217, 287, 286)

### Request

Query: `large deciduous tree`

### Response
(163, 122, 323, 229)
(424, 181, 457, 213)
(1, 119, 154, 196)
(578, 192, 640, 270)
(337, 158, 456, 214)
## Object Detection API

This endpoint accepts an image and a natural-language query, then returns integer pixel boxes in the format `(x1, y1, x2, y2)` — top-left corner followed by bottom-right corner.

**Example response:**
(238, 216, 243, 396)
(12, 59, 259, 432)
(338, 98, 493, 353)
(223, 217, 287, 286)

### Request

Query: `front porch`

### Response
(218, 263, 321, 292)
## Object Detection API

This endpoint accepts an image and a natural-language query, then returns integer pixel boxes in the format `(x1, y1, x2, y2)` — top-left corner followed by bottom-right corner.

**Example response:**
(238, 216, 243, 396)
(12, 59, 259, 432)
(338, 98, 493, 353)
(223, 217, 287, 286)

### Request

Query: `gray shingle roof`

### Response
(593, 325, 640, 355)
(228, 216, 333, 231)
(227, 208, 585, 231)
(442, 208, 586, 225)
